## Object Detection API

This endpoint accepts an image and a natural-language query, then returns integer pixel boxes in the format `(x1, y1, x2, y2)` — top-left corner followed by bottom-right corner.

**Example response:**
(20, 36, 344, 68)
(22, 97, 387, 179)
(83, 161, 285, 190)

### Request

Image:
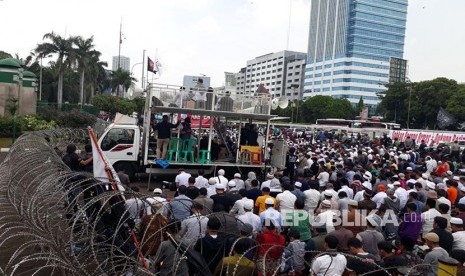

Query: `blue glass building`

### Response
(304, 0, 408, 109)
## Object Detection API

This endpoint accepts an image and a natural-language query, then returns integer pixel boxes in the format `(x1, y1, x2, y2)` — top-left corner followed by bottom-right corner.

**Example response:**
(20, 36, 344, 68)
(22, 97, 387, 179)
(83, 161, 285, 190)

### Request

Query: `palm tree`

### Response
(75, 36, 98, 106)
(86, 51, 108, 102)
(112, 68, 136, 97)
(35, 32, 77, 109)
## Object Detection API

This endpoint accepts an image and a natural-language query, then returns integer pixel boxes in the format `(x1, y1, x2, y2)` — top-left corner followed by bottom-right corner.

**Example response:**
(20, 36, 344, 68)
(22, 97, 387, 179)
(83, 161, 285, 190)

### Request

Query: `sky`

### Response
(1, 0, 464, 87)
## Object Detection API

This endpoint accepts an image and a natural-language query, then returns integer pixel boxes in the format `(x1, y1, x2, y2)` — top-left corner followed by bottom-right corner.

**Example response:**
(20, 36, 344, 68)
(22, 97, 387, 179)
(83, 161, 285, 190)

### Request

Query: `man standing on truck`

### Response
(152, 115, 180, 160)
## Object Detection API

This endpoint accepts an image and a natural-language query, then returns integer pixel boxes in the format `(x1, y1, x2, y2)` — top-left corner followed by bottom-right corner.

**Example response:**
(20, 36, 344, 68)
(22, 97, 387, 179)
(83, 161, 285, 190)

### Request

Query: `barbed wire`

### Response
(0, 126, 451, 275)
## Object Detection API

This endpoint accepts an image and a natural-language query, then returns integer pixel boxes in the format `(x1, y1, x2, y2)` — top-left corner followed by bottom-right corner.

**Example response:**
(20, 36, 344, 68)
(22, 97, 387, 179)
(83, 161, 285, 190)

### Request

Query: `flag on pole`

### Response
(437, 107, 456, 129)
(147, 57, 157, 73)
(88, 127, 126, 194)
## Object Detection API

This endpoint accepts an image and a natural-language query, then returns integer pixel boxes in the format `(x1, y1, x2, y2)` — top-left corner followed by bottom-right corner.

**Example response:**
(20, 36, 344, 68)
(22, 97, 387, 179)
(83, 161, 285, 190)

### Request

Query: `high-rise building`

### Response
(389, 57, 408, 83)
(235, 68, 246, 95)
(239, 50, 307, 99)
(304, 0, 408, 108)
(112, 56, 130, 72)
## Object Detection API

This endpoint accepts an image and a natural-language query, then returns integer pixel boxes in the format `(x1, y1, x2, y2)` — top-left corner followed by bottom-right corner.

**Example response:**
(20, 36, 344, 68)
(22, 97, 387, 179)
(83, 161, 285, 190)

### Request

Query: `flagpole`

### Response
(117, 17, 122, 70)
(141, 50, 146, 89)
(88, 126, 149, 270)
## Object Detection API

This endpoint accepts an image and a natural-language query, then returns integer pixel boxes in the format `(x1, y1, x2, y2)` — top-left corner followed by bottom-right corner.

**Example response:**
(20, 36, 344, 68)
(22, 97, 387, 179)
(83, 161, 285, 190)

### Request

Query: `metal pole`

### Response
(141, 50, 146, 89)
(39, 57, 43, 101)
(117, 18, 122, 70)
(407, 83, 412, 129)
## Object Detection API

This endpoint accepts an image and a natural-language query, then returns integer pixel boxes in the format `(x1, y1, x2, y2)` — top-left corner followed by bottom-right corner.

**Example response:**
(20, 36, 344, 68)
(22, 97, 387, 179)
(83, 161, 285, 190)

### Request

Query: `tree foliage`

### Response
(378, 78, 464, 129)
(300, 95, 355, 124)
(92, 94, 139, 117)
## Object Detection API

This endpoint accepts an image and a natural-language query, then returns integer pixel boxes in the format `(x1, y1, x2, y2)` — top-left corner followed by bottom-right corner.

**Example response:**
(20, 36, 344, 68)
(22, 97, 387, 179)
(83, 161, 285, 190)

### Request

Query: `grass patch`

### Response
(0, 138, 12, 148)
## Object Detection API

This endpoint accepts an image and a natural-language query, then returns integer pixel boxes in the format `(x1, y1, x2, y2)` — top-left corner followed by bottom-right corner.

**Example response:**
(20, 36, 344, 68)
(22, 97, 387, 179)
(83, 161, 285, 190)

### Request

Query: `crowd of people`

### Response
(63, 128, 465, 275)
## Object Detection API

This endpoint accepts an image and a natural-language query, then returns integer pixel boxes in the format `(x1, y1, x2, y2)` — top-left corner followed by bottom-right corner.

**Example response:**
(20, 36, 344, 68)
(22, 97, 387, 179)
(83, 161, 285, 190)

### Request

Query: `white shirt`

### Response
(437, 197, 452, 214)
(234, 179, 245, 190)
(453, 231, 465, 250)
(314, 210, 337, 233)
(304, 189, 321, 212)
(195, 176, 209, 189)
(217, 175, 228, 187)
(394, 187, 408, 209)
(311, 253, 347, 276)
(146, 196, 167, 206)
(206, 185, 217, 197)
(260, 207, 282, 228)
(276, 191, 297, 215)
(261, 180, 272, 190)
(175, 172, 192, 187)
(229, 197, 254, 216)
(372, 192, 387, 208)
(421, 208, 441, 237)
(237, 211, 262, 233)
(178, 214, 209, 246)
(339, 185, 354, 200)
(125, 198, 150, 224)
(317, 171, 330, 186)
(354, 190, 365, 202)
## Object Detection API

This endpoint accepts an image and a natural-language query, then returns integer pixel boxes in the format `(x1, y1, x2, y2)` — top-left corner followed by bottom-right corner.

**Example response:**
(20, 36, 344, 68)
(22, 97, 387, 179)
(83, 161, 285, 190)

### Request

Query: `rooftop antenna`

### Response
(286, 0, 292, 50)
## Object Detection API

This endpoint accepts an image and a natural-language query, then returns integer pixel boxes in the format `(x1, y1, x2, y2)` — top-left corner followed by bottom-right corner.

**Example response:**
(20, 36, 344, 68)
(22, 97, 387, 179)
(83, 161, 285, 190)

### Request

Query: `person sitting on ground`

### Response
(256, 221, 286, 276)
(154, 220, 189, 275)
(194, 187, 214, 215)
(346, 237, 379, 275)
(283, 230, 306, 274)
(423, 232, 449, 276)
(194, 216, 228, 274)
(311, 235, 347, 276)
(214, 237, 256, 276)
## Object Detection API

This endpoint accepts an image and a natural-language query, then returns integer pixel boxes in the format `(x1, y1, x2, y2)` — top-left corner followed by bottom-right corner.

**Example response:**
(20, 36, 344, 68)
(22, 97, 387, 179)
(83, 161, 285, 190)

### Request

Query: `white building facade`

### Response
(239, 51, 307, 99)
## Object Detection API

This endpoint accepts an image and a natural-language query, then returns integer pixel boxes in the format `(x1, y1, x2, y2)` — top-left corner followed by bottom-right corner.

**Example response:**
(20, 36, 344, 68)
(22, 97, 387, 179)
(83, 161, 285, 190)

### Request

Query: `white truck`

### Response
(98, 83, 287, 179)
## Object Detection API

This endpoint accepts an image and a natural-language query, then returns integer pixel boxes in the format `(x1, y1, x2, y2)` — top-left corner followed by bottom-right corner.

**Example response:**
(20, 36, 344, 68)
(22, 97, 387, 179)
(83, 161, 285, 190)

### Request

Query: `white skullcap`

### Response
(208, 177, 217, 185)
(218, 169, 225, 175)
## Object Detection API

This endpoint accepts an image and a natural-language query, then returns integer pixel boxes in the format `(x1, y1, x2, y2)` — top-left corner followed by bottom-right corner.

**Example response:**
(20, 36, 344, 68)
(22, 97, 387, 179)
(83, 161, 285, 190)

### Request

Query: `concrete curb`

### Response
(0, 148, 10, 153)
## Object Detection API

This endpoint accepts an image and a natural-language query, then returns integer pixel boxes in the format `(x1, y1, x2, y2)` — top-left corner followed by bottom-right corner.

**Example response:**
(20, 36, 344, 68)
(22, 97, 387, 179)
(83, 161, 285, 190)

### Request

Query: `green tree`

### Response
(35, 32, 78, 109)
(112, 68, 136, 97)
(75, 36, 97, 106)
(87, 52, 108, 101)
(356, 96, 364, 114)
(299, 95, 354, 124)
(92, 94, 137, 117)
(377, 82, 410, 126)
(0, 51, 12, 59)
(446, 85, 465, 123)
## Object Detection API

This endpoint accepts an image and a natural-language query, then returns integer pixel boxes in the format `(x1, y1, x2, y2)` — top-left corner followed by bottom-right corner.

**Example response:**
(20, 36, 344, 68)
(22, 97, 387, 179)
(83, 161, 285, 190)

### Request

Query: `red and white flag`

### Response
(88, 127, 126, 194)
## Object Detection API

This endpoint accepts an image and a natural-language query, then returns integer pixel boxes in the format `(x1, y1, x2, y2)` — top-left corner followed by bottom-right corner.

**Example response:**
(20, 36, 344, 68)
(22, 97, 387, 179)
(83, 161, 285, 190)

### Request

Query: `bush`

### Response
(20, 114, 57, 131)
(55, 109, 97, 128)
(0, 116, 16, 137)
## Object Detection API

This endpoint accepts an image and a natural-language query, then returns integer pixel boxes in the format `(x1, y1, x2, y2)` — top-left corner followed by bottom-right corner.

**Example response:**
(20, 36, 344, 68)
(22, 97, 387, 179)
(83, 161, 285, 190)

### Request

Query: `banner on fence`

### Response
(389, 130, 465, 146)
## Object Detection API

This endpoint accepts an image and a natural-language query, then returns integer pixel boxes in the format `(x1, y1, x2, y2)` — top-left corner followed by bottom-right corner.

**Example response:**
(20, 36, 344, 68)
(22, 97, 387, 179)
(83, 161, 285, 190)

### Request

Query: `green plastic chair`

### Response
(166, 138, 181, 162)
(198, 150, 211, 164)
(181, 138, 196, 163)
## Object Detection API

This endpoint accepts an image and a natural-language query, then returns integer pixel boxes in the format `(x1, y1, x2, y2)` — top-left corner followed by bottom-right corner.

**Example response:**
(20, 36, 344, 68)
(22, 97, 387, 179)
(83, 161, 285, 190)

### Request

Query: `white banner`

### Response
(389, 130, 465, 146)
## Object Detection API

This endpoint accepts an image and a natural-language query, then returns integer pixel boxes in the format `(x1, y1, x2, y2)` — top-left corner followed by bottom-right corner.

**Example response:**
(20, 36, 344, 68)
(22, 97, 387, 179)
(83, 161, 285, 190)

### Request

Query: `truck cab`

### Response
(98, 114, 141, 179)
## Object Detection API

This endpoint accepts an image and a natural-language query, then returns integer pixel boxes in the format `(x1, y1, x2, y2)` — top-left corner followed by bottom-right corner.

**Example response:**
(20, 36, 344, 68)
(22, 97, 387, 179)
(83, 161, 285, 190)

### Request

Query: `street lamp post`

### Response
(131, 62, 142, 75)
(288, 84, 299, 123)
(406, 78, 412, 129)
